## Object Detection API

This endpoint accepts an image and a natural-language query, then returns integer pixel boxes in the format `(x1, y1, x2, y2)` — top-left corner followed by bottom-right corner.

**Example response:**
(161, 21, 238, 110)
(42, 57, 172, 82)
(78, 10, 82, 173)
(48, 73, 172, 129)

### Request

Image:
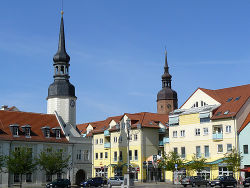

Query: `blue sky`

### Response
(0, 0, 249, 123)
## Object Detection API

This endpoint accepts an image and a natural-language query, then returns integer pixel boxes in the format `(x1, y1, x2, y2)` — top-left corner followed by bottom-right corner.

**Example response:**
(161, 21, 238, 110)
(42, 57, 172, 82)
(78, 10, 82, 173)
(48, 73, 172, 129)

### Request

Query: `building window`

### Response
(129, 135, 132, 141)
(173, 147, 178, 154)
(218, 144, 223, 153)
(95, 153, 98, 160)
(129, 150, 132, 161)
(14, 174, 20, 182)
(195, 128, 201, 136)
(76, 150, 82, 160)
(243, 145, 248, 154)
(55, 130, 60, 139)
(26, 173, 32, 182)
(219, 167, 233, 176)
(114, 137, 118, 143)
(95, 139, 98, 145)
(13, 127, 19, 136)
(134, 150, 138, 161)
(84, 150, 89, 161)
(100, 138, 103, 144)
(173, 131, 177, 138)
(196, 146, 201, 158)
(204, 145, 209, 158)
(134, 134, 138, 141)
(181, 147, 185, 158)
(114, 151, 117, 161)
(203, 128, 208, 135)
(105, 152, 108, 159)
(100, 152, 103, 159)
(180, 130, 185, 137)
(45, 129, 50, 138)
(225, 125, 231, 133)
(227, 144, 232, 152)
(25, 128, 31, 137)
(119, 151, 123, 161)
(118, 136, 122, 143)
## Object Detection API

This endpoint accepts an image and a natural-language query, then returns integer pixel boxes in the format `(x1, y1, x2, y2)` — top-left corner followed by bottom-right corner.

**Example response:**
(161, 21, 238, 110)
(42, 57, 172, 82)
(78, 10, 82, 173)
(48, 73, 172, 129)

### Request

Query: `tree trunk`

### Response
(20, 174, 22, 188)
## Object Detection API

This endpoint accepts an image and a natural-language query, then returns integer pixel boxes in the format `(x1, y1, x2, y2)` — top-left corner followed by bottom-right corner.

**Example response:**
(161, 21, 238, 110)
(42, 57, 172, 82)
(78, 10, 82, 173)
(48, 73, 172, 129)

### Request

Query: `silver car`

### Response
(108, 176, 124, 187)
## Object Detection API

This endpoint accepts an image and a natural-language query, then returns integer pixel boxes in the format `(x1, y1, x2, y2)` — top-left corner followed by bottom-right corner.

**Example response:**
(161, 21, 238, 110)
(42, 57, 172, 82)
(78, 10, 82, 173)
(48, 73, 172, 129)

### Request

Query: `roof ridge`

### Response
(0, 110, 55, 116)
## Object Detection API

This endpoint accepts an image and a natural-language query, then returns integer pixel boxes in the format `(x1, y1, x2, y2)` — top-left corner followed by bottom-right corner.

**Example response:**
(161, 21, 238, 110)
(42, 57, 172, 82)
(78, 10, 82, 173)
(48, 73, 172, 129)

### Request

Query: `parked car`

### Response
(107, 176, 124, 186)
(46, 179, 71, 188)
(181, 176, 209, 187)
(209, 176, 237, 187)
(80, 177, 104, 187)
(243, 177, 250, 187)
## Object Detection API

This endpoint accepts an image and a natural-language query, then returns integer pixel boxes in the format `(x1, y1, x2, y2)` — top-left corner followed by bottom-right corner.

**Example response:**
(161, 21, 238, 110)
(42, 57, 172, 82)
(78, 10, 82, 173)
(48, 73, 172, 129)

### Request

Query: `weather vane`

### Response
(61, 0, 64, 15)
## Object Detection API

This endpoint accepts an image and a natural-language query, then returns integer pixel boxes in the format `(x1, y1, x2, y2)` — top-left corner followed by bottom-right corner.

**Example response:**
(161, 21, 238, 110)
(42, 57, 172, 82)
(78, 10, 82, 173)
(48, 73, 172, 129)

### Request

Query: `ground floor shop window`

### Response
(114, 167, 123, 176)
(95, 167, 108, 178)
(197, 167, 210, 180)
(26, 173, 32, 182)
(57, 173, 62, 179)
(46, 174, 52, 182)
(219, 167, 233, 177)
(14, 174, 20, 182)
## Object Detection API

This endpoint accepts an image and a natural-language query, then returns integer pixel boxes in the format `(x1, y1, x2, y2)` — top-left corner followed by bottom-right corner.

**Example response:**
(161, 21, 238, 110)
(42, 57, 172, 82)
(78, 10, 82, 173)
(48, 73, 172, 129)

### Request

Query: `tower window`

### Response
(60, 66, 64, 74)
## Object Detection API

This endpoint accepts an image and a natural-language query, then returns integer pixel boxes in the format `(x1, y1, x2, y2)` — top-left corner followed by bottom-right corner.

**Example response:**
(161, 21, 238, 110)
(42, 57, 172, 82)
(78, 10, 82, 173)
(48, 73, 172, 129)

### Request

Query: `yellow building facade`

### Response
(164, 86, 250, 181)
(91, 113, 169, 182)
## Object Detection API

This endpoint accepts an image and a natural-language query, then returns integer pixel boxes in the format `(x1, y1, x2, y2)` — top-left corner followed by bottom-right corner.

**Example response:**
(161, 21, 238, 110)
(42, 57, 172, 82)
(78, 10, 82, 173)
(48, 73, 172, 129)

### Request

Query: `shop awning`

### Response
(121, 163, 138, 167)
(107, 164, 118, 167)
(240, 167, 250, 172)
(206, 158, 227, 165)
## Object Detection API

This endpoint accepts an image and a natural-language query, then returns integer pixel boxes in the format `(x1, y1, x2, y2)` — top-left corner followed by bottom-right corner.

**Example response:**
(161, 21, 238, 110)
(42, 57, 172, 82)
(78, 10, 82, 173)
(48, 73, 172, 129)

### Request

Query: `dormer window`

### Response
(55, 130, 60, 138)
(9, 124, 19, 137)
(42, 126, 51, 138)
(52, 127, 61, 139)
(21, 125, 31, 138)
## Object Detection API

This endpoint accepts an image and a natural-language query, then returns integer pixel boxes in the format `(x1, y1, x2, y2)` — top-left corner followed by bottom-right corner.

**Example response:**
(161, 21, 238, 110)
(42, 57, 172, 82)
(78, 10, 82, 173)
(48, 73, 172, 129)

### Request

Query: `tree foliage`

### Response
(6, 147, 37, 187)
(158, 151, 184, 172)
(223, 148, 243, 177)
(0, 155, 5, 172)
(186, 155, 207, 173)
(37, 148, 70, 176)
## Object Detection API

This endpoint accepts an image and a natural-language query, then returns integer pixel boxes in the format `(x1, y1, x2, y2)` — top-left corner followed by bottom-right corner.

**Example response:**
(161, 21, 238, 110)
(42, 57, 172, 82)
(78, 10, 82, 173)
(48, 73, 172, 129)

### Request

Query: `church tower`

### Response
(47, 12, 77, 128)
(157, 50, 178, 114)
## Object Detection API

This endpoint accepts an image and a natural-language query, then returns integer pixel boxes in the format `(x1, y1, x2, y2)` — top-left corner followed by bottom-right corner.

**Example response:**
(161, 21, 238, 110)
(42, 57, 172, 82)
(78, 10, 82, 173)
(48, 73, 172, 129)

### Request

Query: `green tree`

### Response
(158, 151, 184, 182)
(6, 147, 37, 187)
(186, 155, 207, 174)
(0, 155, 5, 172)
(223, 148, 243, 178)
(37, 148, 70, 180)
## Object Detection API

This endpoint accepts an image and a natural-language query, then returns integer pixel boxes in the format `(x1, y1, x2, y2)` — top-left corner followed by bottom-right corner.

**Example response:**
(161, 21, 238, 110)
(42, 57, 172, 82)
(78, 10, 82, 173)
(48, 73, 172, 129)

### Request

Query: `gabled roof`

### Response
(0, 110, 68, 143)
(181, 84, 250, 120)
(200, 84, 250, 119)
(238, 113, 250, 133)
(77, 112, 169, 135)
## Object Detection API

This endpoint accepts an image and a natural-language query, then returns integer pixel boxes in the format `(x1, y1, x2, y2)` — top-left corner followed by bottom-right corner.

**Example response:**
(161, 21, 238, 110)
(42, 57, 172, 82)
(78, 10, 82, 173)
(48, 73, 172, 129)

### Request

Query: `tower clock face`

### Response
(70, 100, 75, 107)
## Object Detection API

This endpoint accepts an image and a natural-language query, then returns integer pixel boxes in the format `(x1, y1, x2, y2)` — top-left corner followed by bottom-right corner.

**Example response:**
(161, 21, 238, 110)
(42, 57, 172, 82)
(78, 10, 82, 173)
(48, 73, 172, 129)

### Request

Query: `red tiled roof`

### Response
(199, 84, 250, 119)
(79, 112, 169, 135)
(0, 111, 68, 143)
(238, 113, 250, 133)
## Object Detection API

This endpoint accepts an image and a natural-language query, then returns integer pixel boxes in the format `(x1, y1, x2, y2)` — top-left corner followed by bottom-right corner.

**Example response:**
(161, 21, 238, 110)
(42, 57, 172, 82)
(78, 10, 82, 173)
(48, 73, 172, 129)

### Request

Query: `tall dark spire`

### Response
(161, 49, 172, 88)
(53, 11, 70, 63)
(157, 49, 178, 114)
(48, 11, 76, 99)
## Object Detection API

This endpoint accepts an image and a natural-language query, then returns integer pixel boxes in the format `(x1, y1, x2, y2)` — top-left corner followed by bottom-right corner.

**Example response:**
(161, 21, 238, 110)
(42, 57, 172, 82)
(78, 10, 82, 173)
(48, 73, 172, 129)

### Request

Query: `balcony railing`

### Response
(163, 137, 169, 144)
(104, 130, 110, 136)
(159, 140, 164, 147)
(104, 142, 111, 148)
(158, 128, 166, 134)
(213, 133, 223, 140)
